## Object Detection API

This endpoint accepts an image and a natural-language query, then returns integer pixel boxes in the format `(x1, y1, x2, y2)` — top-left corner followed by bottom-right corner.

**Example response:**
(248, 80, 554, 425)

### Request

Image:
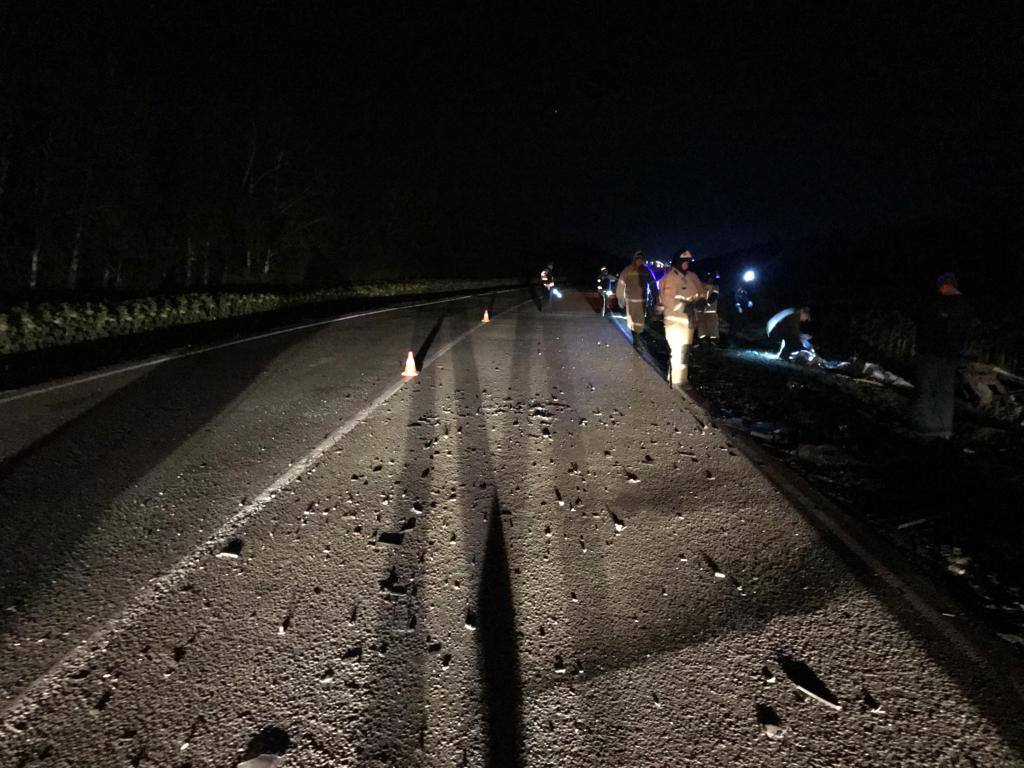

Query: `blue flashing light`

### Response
(644, 263, 661, 287)
(742, 269, 757, 283)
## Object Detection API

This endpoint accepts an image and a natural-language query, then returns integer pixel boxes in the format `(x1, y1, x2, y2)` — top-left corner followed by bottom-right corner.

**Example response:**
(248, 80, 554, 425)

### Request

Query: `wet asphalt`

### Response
(1, 288, 1022, 767)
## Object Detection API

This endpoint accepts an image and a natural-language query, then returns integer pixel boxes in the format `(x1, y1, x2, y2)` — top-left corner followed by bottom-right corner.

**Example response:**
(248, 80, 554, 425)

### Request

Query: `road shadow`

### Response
(356, 303, 455, 764)
(413, 305, 449, 370)
(451, 327, 526, 764)
(539, 306, 614, 758)
(0, 326, 320, 658)
(526, 283, 544, 312)
(479, 494, 524, 768)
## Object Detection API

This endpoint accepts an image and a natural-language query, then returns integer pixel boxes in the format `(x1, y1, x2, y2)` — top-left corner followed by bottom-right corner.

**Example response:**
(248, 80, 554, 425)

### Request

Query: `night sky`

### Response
(9, 3, 1023, 261)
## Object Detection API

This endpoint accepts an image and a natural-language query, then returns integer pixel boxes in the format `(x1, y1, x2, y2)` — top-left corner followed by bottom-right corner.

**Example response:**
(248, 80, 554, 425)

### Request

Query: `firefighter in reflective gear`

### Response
(659, 249, 706, 385)
(616, 251, 649, 346)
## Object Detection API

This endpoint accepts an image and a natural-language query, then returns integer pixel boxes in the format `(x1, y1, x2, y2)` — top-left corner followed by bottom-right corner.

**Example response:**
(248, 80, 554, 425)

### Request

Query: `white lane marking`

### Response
(0, 288, 523, 405)
(0, 297, 532, 725)
(610, 314, 632, 342)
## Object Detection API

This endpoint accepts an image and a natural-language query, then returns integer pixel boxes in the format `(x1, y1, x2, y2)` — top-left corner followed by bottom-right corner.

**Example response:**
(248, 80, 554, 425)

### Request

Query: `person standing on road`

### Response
(541, 264, 554, 292)
(597, 266, 614, 316)
(911, 272, 974, 439)
(617, 251, 650, 347)
(659, 249, 706, 385)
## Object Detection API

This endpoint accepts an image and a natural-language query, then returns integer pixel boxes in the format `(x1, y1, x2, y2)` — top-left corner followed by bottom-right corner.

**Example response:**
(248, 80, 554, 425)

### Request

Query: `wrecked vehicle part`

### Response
(962, 363, 1024, 426)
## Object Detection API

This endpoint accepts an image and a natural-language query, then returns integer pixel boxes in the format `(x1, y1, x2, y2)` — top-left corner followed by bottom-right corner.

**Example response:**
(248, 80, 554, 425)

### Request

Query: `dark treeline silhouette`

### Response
(0, 8, 608, 301)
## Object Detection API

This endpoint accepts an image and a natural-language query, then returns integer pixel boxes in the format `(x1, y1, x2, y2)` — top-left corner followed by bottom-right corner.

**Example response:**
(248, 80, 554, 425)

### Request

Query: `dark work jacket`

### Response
(915, 293, 973, 359)
(768, 310, 802, 345)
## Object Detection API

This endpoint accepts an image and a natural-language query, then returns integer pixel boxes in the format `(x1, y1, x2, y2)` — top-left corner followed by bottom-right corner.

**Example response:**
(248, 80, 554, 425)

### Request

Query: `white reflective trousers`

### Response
(664, 313, 694, 385)
(660, 266, 703, 386)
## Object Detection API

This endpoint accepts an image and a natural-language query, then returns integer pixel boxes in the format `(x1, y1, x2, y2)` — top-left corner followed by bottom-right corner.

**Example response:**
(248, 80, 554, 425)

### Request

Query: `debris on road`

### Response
(962, 362, 1024, 425)
(756, 704, 788, 740)
(5, 291, 1022, 767)
(896, 517, 930, 530)
(861, 688, 885, 714)
(217, 538, 244, 559)
(942, 546, 971, 577)
(721, 417, 796, 447)
(379, 567, 409, 595)
(997, 633, 1024, 647)
(238, 756, 285, 768)
(702, 553, 727, 580)
(777, 654, 842, 711)
(237, 726, 289, 768)
(609, 510, 626, 533)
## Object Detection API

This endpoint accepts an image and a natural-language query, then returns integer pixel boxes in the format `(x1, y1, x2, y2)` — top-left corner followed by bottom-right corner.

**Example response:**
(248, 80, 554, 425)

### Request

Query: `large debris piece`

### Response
(961, 363, 1024, 425)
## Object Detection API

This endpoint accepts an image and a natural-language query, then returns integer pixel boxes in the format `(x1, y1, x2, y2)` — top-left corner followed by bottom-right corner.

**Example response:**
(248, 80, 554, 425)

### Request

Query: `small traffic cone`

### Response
(482, 308, 490, 323)
(401, 351, 418, 378)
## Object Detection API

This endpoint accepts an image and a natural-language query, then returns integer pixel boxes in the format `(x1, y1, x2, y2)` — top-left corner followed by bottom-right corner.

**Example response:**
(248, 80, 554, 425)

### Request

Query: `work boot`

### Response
(632, 331, 640, 347)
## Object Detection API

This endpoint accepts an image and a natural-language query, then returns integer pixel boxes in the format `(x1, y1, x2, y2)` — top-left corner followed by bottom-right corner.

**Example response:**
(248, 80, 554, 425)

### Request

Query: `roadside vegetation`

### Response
(0, 279, 521, 355)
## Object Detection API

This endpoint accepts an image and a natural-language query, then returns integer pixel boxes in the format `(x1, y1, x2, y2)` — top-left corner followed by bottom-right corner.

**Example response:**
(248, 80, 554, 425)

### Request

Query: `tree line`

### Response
(0, 87, 551, 300)
(0, 10, 578, 302)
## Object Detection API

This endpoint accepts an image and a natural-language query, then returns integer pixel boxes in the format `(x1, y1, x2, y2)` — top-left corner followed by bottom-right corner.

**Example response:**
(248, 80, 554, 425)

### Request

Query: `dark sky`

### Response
(15, 2, 1024, 259)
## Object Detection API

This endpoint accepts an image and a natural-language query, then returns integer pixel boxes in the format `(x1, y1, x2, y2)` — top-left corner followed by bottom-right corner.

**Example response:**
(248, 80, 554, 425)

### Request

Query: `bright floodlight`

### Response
(742, 269, 756, 283)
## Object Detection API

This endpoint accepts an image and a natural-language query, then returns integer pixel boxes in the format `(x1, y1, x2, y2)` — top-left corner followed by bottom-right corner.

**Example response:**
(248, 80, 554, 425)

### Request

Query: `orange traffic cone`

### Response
(482, 308, 490, 323)
(401, 351, 418, 378)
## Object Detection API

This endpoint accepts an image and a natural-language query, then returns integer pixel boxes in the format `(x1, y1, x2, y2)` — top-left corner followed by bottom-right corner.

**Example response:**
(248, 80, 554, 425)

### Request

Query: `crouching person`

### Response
(766, 306, 812, 361)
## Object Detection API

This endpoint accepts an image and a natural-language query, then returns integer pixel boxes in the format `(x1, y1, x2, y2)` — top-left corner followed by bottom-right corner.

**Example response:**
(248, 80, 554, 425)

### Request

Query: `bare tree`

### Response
(0, 130, 11, 277)
(66, 165, 92, 289)
(28, 128, 55, 290)
(185, 236, 194, 286)
(239, 123, 287, 282)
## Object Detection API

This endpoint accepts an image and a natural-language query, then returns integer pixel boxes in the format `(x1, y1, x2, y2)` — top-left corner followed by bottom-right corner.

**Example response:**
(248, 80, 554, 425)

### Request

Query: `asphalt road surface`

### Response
(1, 288, 1022, 767)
